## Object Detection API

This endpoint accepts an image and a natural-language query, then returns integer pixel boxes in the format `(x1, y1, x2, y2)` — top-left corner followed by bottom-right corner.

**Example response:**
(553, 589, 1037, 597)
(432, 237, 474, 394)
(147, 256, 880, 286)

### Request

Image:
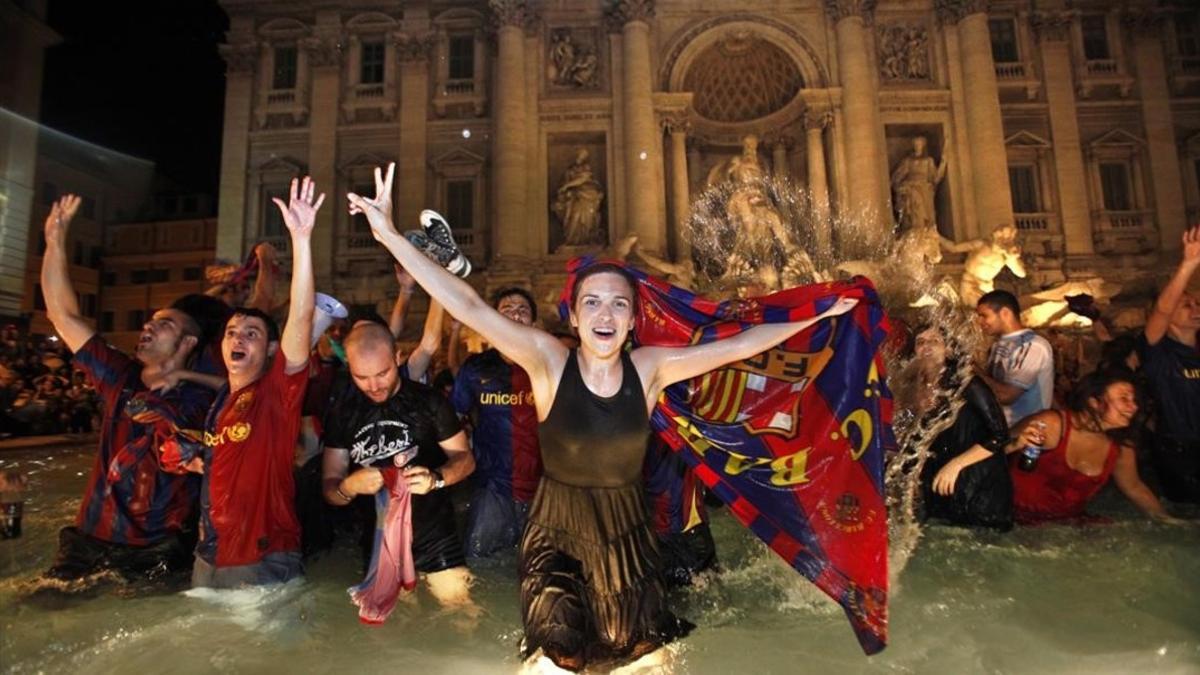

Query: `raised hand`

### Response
(394, 263, 415, 293)
(1183, 224, 1200, 264)
(272, 176, 325, 239)
(347, 162, 397, 242)
(44, 194, 82, 246)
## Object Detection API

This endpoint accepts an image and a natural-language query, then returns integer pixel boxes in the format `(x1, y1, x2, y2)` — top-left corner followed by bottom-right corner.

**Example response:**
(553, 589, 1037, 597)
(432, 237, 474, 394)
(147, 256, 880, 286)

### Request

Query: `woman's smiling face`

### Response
(570, 272, 635, 358)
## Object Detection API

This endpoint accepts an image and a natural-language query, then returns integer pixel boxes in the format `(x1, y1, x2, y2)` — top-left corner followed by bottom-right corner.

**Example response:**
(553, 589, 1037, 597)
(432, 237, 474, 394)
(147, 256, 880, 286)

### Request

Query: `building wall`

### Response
(215, 0, 1200, 314)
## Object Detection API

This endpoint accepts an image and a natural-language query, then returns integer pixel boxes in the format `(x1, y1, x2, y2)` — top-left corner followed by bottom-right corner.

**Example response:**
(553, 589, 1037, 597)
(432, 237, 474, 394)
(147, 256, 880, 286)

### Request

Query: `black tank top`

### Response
(538, 349, 649, 488)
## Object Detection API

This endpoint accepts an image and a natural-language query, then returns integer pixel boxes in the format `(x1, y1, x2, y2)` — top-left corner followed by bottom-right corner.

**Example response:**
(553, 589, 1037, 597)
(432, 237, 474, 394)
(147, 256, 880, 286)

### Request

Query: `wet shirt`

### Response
(1137, 334, 1200, 441)
(323, 378, 460, 473)
(198, 354, 308, 567)
(987, 329, 1054, 424)
(71, 335, 213, 546)
(451, 349, 542, 502)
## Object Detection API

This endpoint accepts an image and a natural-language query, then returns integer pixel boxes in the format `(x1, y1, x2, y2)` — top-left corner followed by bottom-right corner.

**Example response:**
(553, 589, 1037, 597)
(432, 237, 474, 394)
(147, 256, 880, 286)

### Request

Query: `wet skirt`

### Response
(519, 476, 692, 671)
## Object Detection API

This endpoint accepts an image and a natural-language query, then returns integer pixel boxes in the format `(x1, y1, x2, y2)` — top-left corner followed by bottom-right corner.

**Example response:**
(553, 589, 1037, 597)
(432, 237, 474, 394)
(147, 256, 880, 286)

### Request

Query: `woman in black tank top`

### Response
(349, 165, 858, 671)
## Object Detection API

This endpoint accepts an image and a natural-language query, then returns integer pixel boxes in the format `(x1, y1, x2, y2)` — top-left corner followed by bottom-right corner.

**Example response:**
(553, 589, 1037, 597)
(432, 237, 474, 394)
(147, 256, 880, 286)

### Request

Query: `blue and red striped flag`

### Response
(560, 258, 893, 654)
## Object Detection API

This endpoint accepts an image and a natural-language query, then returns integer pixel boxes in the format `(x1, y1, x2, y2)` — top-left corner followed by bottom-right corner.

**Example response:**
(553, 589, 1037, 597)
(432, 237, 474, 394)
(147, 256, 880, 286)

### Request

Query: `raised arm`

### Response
(39, 195, 95, 352)
(406, 299, 445, 382)
(273, 176, 323, 374)
(246, 243, 278, 313)
(1145, 224, 1200, 346)
(446, 319, 465, 375)
(348, 163, 564, 383)
(632, 297, 858, 407)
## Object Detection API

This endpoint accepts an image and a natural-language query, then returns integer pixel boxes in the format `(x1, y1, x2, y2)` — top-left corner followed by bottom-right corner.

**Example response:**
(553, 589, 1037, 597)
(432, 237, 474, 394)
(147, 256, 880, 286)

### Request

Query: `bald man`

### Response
(321, 323, 475, 607)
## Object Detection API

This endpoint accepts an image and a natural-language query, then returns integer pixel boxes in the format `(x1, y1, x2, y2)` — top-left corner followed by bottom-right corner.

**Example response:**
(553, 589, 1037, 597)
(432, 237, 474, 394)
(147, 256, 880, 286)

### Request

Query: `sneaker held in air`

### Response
(419, 209, 472, 278)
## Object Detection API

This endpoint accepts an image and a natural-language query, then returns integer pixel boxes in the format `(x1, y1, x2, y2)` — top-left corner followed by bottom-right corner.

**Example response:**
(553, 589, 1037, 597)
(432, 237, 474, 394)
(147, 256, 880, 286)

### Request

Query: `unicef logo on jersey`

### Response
(349, 420, 418, 467)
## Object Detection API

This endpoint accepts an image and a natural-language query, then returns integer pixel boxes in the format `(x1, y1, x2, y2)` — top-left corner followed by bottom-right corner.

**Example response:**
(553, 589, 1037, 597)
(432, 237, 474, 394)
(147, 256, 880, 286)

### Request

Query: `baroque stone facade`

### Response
(215, 0, 1200, 315)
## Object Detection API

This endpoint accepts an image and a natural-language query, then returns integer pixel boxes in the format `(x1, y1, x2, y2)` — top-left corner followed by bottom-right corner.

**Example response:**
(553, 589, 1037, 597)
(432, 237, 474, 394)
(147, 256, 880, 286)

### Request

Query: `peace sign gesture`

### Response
(271, 176, 325, 240)
(347, 162, 397, 243)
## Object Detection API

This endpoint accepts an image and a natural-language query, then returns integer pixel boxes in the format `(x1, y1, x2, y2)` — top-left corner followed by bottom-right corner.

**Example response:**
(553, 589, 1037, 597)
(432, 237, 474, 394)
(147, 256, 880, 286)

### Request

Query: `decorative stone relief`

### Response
(219, 42, 258, 74)
(824, 0, 876, 23)
(933, 0, 988, 26)
(546, 28, 601, 90)
(489, 0, 531, 29)
(877, 23, 930, 82)
(394, 32, 436, 63)
(301, 35, 343, 68)
(608, 0, 656, 26)
(1030, 12, 1072, 43)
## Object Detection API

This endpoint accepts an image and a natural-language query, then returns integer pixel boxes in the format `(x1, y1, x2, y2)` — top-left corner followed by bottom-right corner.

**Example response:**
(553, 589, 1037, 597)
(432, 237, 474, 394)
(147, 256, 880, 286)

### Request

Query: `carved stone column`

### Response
(939, 0, 1014, 235)
(302, 29, 342, 283)
(771, 137, 791, 178)
(1032, 12, 1093, 255)
(664, 116, 692, 261)
(611, 0, 666, 253)
(216, 41, 258, 263)
(1126, 10, 1187, 251)
(804, 111, 833, 253)
(395, 32, 434, 229)
(825, 0, 887, 251)
(489, 0, 530, 259)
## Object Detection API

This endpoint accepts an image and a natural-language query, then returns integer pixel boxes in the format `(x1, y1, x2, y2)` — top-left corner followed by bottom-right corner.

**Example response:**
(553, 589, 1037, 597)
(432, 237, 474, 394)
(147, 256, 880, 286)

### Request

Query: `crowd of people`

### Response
(0, 327, 98, 438)
(13, 168, 1199, 671)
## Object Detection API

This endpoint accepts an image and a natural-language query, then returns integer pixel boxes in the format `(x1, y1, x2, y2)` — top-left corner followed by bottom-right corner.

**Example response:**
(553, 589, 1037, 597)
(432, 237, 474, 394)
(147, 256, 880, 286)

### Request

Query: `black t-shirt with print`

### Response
(1137, 334, 1200, 441)
(324, 378, 461, 471)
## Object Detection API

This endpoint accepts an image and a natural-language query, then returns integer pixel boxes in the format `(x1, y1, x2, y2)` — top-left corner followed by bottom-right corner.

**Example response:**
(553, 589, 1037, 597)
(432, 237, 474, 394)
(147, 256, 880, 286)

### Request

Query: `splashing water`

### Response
(673, 172, 984, 589)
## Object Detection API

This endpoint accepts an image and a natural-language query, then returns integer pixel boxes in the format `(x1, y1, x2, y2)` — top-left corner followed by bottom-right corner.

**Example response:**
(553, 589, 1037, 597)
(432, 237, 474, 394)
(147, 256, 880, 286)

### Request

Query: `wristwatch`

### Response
(430, 468, 446, 491)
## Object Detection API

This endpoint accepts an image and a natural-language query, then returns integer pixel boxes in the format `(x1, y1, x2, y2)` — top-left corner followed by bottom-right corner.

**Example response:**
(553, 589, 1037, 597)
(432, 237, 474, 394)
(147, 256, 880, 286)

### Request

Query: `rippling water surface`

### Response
(2, 446, 1198, 674)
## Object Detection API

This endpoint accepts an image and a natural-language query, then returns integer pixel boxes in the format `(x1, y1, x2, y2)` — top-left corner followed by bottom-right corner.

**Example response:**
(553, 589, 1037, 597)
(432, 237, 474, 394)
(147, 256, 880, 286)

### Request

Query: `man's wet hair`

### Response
(491, 286, 538, 321)
(226, 307, 280, 343)
(977, 290, 1021, 318)
(171, 294, 232, 347)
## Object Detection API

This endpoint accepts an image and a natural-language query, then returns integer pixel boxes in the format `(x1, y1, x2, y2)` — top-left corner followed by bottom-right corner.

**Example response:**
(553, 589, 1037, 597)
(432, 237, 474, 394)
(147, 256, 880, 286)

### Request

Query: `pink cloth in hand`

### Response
(348, 467, 417, 624)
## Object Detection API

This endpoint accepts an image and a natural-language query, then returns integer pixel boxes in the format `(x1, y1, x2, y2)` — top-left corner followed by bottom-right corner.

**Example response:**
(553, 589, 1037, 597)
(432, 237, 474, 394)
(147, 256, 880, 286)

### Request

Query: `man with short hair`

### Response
(976, 289, 1054, 424)
(451, 287, 543, 558)
(38, 194, 216, 583)
(1139, 224, 1200, 503)
(186, 177, 321, 587)
(322, 321, 475, 606)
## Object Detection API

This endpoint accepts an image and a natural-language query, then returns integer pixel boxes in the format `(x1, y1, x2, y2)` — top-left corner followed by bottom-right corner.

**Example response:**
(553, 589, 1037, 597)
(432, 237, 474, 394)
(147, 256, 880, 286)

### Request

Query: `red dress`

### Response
(1010, 412, 1118, 524)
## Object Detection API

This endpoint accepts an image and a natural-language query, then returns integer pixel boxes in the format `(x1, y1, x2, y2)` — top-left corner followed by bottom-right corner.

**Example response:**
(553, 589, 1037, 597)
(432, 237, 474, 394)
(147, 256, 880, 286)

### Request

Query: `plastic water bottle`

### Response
(1017, 420, 1048, 472)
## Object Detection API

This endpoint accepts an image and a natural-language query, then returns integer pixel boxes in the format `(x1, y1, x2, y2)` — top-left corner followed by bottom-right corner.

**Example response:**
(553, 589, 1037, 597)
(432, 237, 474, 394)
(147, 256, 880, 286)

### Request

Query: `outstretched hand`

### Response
(1182, 224, 1200, 264)
(272, 176, 324, 239)
(44, 194, 82, 245)
(347, 162, 397, 243)
(394, 263, 415, 292)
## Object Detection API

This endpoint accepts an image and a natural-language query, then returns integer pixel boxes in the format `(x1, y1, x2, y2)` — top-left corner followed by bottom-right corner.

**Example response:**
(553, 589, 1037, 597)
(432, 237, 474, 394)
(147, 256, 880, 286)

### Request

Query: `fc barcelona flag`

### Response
(560, 258, 893, 654)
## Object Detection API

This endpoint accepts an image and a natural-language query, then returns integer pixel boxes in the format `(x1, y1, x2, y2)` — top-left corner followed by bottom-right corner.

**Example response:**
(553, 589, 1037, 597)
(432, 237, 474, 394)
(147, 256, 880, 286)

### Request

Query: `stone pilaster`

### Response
(940, 0, 1015, 235)
(216, 41, 258, 263)
(804, 110, 833, 254)
(825, 0, 888, 251)
(395, 31, 435, 229)
(489, 0, 531, 259)
(302, 30, 342, 285)
(663, 115, 692, 260)
(610, 0, 666, 254)
(1032, 11, 1093, 255)
(1126, 10, 1187, 251)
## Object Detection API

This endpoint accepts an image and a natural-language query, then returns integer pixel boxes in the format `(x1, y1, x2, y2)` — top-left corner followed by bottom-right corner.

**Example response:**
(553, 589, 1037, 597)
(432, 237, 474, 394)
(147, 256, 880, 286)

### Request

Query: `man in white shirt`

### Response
(976, 290, 1054, 424)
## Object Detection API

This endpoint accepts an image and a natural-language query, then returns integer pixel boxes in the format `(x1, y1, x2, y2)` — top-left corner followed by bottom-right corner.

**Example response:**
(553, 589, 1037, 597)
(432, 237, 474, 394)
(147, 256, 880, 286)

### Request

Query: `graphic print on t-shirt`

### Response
(349, 419, 418, 468)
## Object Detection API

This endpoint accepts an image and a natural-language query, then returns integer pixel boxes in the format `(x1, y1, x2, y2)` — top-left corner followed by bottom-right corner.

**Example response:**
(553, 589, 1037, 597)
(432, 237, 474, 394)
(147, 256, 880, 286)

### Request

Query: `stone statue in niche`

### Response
(552, 148, 606, 245)
(891, 135, 947, 232)
(547, 30, 600, 89)
(878, 23, 930, 81)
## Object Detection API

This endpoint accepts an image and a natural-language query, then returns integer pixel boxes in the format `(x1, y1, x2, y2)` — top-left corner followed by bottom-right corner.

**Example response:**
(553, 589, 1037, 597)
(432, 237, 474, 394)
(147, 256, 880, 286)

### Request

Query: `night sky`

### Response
(39, 0, 229, 200)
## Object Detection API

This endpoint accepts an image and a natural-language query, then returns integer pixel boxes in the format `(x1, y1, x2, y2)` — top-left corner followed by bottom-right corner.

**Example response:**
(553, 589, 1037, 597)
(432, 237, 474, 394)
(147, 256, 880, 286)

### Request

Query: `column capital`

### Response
(301, 35, 343, 68)
(607, 0, 655, 29)
(1030, 11, 1074, 43)
(765, 133, 797, 150)
(803, 110, 833, 131)
(1121, 9, 1168, 38)
(489, 0, 533, 31)
(393, 31, 436, 63)
(824, 0, 876, 24)
(934, 0, 988, 26)
(219, 41, 259, 74)
(660, 113, 691, 135)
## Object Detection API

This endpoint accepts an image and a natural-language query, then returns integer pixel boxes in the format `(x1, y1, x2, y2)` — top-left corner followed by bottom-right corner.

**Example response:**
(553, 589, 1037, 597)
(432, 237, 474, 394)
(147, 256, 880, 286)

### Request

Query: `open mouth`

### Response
(137, 332, 153, 346)
(229, 350, 247, 363)
(592, 327, 615, 339)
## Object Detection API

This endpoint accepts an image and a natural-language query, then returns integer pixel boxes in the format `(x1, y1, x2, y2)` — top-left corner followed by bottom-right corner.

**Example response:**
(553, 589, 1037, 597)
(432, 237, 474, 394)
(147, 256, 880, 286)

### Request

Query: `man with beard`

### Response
(38, 194, 216, 584)
(322, 321, 475, 608)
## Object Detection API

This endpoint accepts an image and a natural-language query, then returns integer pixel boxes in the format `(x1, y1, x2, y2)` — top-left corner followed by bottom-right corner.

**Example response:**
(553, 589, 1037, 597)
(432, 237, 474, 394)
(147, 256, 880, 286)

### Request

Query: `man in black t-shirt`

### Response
(322, 322, 476, 607)
(1139, 224, 1200, 503)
